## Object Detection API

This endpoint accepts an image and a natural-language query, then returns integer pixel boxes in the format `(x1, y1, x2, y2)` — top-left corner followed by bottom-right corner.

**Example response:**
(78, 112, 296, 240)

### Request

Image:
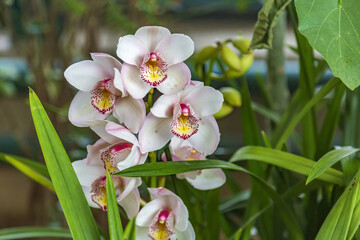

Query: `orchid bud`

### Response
(195, 45, 218, 65)
(239, 53, 254, 75)
(220, 87, 242, 107)
(214, 102, 233, 119)
(232, 36, 251, 54)
(220, 45, 241, 71)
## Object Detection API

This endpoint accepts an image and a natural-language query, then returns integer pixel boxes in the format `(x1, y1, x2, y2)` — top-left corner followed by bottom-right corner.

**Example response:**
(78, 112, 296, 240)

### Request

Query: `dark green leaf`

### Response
(106, 170, 123, 240)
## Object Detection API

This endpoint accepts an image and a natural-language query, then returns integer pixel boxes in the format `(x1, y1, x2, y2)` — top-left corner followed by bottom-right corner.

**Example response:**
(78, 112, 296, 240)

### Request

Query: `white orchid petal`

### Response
(116, 146, 141, 171)
(117, 35, 148, 67)
(150, 94, 179, 118)
(64, 60, 107, 91)
(83, 186, 100, 209)
(155, 34, 194, 66)
(187, 116, 220, 155)
(118, 188, 140, 219)
(69, 91, 110, 127)
(113, 68, 127, 96)
(182, 85, 223, 117)
(175, 221, 195, 240)
(136, 226, 152, 240)
(139, 113, 172, 153)
(121, 63, 152, 99)
(86, 139, 110, 166)
(114, 97, 146, 134)
(157, 63, 191, 95)
(135, 26, 171, 52)
(105, 122, 139, 145)
(72, 159, 105, 187)
(90, 120, 119, 144)
(186, 169, 226, 190)
(136, 199, 165, 227)
(90, 53, 122, 77)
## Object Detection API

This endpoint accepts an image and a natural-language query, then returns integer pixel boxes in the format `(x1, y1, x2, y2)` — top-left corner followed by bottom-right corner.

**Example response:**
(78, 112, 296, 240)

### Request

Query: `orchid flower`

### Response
(162, 138, 226, 190)
(139, 81, 223, 155)
(89, 120, 148, 172)
(72, 139, 142, 218)
(136, 188, 195, 240)
(116, 26, 193, 99)
(64, 53, 145, 133)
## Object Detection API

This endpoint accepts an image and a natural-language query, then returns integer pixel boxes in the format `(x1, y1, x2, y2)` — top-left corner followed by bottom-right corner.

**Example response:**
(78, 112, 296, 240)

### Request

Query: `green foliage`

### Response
(295, 0, 360, 90)
(29, 89, 100, 240)
(0, 227, 72, 240)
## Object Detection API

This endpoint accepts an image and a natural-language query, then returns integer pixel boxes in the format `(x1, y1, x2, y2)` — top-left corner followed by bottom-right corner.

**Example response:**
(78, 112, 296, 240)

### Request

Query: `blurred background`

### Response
(0, 0, 331, 234)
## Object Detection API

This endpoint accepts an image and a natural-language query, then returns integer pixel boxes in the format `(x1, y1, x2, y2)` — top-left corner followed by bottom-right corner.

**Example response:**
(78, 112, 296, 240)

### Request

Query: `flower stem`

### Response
(146, 88, 154, 114)
(164, 146, 178, 194)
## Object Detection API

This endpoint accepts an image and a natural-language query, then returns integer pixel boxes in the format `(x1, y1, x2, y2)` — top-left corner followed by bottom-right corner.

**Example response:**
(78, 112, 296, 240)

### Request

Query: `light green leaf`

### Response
(123, 218, 136, 240)
(307, 147, 359, 184)
(106, 170, 123, 240)
(295, 0, 360, 90)
(116, 160, 304, 240)
(0, 227, 71, 240)
(230, 146, 344, 185)
(0, 153, 53, 191)
(29, 89, 100, 240)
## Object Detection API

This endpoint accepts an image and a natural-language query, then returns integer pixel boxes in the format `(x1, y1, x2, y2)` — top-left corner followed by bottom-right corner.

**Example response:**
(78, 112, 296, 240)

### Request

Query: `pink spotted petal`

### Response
(156, 63, 191, 95)
(182, 85, 224, 117)
(117, 35, 148, 67)
(135, 26, 171, 52)
(114, 96, 146, 134)
(155, 34, 194, 66)
(138, 113, 172, 153)
(91, 53, 122, 78)
(64, 60, 108, 92)
(121, 63, 152, 99)
(151, 94, 179, 118)
(186, 169, 226, 190)
(69, 91, 110, 127)
(187, 116, 220, 155)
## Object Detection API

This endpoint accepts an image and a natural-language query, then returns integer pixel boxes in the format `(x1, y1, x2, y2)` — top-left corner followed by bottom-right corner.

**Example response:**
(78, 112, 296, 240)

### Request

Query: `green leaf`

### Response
(295, 0, 360, 90)
(115, 160, 304, 240)
(230, 146, 344, 185)
(0, 153, 53, 191)
(250, 0, 292, 49)
(106, 170, 123, 240)
(29, 89, 100, 240)
(123, 218, 136, 240)
(0, 227, 72, 239)
(307, 147, 359, 184)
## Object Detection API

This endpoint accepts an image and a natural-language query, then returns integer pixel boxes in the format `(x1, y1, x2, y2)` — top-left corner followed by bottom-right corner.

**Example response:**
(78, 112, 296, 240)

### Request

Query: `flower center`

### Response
(171, 104, 199, 140)
(148, 210, 174, 240)
(90, 176, 123, 211)
(100, 143, 133, 174)
(140, 52, 168, 86)
(90, 79, 116, 114)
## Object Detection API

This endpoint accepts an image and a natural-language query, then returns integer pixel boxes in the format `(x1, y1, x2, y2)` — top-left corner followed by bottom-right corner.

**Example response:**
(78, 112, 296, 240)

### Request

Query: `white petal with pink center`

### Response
(90, 121, 148, 170)
(117, 26, 194, 99)
(139, 83, 223, 154)
(136, 188, 195, 240)
(72, 153, 141, 218)
(64, 53, 145, 128)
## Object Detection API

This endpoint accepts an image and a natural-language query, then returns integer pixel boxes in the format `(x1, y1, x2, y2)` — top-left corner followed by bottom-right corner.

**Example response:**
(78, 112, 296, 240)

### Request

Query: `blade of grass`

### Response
(29, 89, 100, 240)
(106, 170, 123, 240)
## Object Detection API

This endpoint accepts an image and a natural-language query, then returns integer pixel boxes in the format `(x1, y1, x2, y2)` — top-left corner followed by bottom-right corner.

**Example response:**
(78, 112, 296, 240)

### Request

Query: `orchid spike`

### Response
(64, 53, 145, 133)
(139, 81, 223, 155)
(136, 188, 195, 240)
(72, 140, 142, 218)
(162, 138, 226, 190)
(116, 26, 193, 99)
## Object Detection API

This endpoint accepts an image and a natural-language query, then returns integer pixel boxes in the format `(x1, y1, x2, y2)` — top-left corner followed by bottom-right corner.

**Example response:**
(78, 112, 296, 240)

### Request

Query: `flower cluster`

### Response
(65, 26, 225, 240)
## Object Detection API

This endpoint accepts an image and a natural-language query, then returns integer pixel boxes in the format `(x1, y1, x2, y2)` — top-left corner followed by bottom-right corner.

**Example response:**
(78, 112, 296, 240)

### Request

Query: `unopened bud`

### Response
(239, 54, 254, 75)
(220, 87, 242, 107)
(195, 46, 218, 65)
(213, 103, 233, 119)
(220, 45, 241, 71)
(232, 37, 251, 54)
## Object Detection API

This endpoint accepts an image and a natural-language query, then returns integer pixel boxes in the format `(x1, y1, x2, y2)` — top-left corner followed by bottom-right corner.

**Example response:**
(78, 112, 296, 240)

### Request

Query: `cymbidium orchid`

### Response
(116, 26, 193, 99)
(136, 188, 195, 240)
(72, 139, 142, 218)
(64, 53, 145, 133)
(162, 138, 226, 190)
(139, 81, 223, 155)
